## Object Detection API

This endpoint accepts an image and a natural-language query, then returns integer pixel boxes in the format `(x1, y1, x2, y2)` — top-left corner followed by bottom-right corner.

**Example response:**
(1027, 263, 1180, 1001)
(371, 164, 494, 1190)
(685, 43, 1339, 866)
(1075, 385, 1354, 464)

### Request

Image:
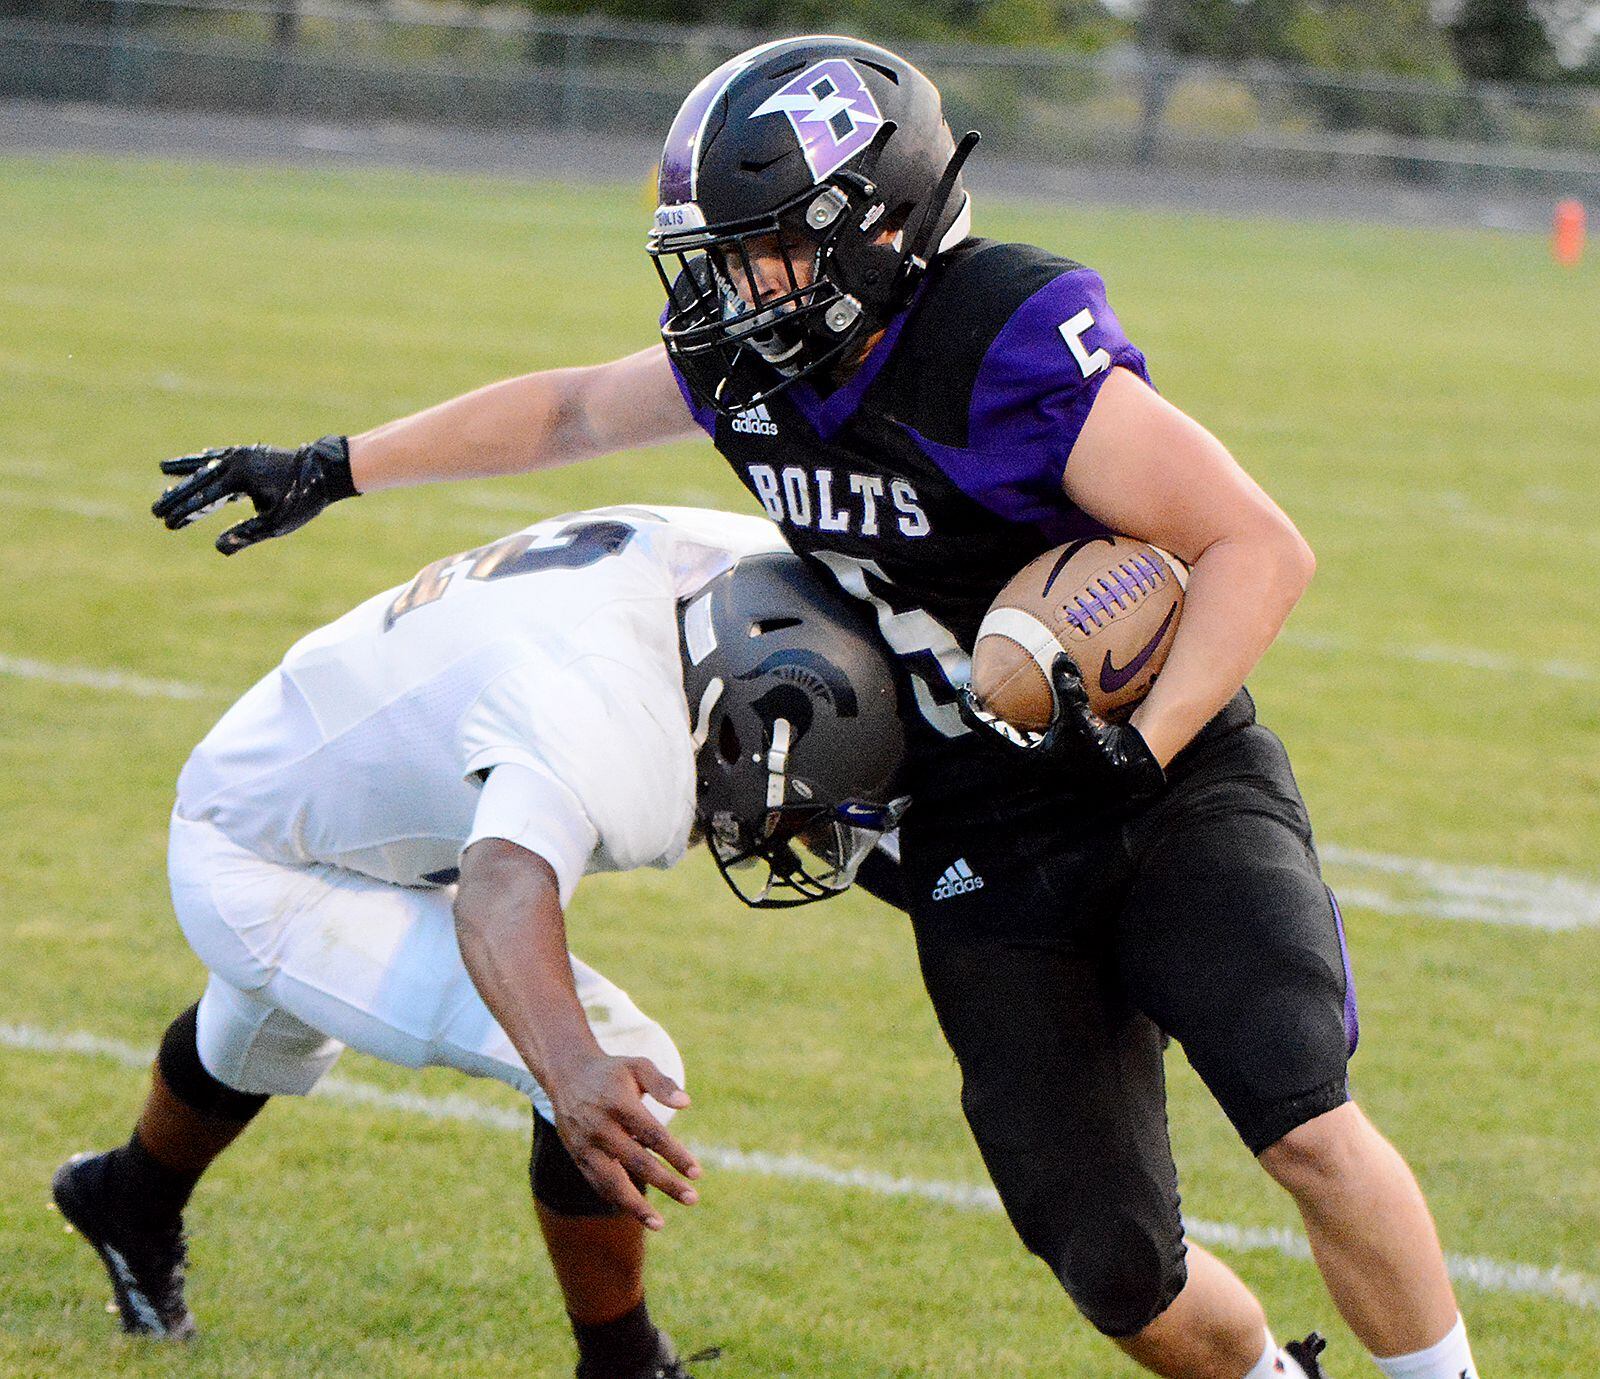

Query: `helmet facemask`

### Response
(708, 790, 909, 909)
(649, 158, 901, 417)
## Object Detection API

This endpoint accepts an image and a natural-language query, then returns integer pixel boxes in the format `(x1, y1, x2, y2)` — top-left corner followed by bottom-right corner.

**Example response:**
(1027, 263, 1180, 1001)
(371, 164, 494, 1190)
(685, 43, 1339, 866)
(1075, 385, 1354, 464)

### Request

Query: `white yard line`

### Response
(0, 653, 209, 701)
(1321, 846, 1600, 931)
(0, 464, 641, 531)
(1288, 490, 1600, 550)
(4, 1020, 1595, 1312)
(0, 459, 58, 481)
(1282, 631, 1599, 685)
(0, 473, 556, 529)
(0, 352, 380, 415)
(0, 481, 530, 534)
(0, 487, 136, 521)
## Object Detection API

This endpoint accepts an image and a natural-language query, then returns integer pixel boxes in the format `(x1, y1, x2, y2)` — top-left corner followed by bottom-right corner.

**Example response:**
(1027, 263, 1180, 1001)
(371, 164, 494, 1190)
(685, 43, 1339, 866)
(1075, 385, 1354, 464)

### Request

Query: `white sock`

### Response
(1373, 1314, 1479, 1379)
(1243, 1330, 1310, 1379)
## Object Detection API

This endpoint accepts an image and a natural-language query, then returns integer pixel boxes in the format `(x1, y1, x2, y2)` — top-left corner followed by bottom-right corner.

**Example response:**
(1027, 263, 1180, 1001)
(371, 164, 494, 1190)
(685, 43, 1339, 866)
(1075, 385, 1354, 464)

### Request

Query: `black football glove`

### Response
(151, 435, 357, 555)
(960, 654, 1167, 804)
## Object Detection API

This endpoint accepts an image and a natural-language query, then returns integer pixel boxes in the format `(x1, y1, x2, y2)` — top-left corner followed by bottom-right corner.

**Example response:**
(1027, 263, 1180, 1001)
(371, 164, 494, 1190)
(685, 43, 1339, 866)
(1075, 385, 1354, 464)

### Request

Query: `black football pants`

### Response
(891, 716, 1356, 1338)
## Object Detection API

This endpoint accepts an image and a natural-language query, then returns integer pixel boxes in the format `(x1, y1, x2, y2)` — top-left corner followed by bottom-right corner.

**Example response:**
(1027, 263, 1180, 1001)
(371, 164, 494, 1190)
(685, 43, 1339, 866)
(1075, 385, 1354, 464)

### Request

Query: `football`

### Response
(969, 535, 1186, 729)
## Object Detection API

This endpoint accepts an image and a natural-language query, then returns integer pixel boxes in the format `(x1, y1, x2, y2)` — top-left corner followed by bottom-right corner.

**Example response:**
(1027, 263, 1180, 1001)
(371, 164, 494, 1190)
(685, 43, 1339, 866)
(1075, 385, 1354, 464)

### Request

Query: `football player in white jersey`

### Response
(52, 505, 908, 1379)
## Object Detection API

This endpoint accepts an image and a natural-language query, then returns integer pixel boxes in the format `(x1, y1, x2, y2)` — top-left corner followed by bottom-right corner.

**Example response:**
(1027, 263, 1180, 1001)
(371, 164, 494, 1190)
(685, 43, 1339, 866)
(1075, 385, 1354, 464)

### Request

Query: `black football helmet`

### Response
(648, 35, 979, 416)
(680, 551, 908, 907)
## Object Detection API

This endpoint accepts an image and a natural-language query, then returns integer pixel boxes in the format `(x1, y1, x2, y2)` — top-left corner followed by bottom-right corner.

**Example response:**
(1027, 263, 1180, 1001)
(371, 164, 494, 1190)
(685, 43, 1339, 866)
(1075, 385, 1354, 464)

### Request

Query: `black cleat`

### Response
(51, 1151, 196, 1340)
(1283, 1332, 1329, 1378)
(576, 1330, 720, 1379)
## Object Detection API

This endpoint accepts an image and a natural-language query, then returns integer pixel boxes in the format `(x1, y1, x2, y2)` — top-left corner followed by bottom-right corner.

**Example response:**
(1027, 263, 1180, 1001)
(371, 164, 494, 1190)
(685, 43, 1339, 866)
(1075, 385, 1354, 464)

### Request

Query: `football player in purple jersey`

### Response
(149, 35, 1483, 1379)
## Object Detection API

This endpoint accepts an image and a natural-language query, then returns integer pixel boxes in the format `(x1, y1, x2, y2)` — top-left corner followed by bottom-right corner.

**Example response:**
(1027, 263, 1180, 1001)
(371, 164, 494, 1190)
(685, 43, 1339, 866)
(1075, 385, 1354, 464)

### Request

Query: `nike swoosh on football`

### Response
(1099, 604, 1178, 694)
(1039, 536, 1112, 599)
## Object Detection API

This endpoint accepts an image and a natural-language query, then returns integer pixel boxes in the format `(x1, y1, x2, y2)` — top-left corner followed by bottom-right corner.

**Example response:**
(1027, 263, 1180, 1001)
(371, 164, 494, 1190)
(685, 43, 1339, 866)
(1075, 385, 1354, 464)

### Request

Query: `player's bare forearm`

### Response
(453, 839, 602, 1084)
(1128, 523, 1313, 765)
(348, 345, 700, 493)
(152, 346, 699, 553)
(453, 838, 699, 1226)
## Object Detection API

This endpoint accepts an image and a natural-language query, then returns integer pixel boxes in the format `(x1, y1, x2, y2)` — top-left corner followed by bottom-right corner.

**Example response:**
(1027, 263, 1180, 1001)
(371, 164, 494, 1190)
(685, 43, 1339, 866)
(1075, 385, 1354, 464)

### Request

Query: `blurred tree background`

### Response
(4, 0, 1595, 83)
(522, 0, 1598, 82)
(526, 0, 1129, 48)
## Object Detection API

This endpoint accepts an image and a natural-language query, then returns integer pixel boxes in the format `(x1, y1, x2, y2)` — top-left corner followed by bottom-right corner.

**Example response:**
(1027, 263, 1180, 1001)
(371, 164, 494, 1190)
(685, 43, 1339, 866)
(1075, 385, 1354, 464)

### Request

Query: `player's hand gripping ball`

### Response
(968, 535, 1186, 731)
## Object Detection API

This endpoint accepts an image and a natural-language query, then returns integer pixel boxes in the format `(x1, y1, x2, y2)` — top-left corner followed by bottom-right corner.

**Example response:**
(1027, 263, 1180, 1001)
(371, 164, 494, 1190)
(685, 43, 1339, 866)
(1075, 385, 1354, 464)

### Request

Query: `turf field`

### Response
(0, 152, 1596, 1378)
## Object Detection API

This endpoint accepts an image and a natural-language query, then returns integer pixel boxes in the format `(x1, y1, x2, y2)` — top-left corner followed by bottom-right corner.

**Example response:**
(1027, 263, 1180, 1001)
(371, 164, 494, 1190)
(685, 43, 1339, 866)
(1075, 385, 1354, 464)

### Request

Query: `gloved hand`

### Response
(960, 654, 1167, 804)
(151, 435, 357, 555)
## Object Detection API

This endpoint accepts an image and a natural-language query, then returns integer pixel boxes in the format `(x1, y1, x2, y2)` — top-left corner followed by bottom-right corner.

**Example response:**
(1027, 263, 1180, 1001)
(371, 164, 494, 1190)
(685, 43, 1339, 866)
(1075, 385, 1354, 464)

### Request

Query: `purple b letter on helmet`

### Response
(748, 59, 885, 183)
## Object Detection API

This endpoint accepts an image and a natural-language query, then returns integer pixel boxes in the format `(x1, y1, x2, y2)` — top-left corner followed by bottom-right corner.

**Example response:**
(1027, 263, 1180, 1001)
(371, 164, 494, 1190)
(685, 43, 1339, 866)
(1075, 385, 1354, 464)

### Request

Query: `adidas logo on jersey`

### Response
(732, 403, 779, 436)
(931, 857, 984, 901)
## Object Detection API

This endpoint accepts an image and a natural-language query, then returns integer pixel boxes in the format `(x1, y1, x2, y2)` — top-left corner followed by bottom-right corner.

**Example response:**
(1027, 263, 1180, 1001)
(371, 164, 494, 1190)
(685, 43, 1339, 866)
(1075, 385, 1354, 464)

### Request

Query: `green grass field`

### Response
(1, 152, 1597, 1378)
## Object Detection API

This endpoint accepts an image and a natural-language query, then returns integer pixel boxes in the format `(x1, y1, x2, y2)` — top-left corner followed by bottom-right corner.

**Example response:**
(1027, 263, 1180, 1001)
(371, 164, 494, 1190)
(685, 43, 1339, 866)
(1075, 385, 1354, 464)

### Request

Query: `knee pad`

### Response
(529, 1112, 635, 1218)
(1009, 1195, 1187, 1338)
(158, 1004, 271, 1123)
(1053, 1228, 1187, 1338)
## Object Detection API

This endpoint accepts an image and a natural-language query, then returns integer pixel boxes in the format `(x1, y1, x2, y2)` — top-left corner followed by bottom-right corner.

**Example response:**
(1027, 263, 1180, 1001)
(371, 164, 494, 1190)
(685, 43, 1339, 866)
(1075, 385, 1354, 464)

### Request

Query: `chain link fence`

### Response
(4, 0, 1598, 197)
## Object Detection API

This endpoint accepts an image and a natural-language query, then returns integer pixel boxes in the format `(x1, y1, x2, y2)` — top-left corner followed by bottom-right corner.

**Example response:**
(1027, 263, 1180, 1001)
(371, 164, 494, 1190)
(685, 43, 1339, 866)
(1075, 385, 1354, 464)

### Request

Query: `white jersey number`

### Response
(1059, 308, 1111, 379)
(809, 550, 971, 739)
(385, 520, 635, 630)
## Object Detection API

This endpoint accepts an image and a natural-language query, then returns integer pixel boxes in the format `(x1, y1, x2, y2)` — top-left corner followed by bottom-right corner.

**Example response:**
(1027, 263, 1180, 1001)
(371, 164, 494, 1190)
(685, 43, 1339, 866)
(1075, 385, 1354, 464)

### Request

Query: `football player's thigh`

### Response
(1116, 731, 1354, 1155)
(176, 831, 680, 1116)
(898, 803, 1189, 1331)
(254, 874, 684, 1119)
(910, 916, 1188, 1333)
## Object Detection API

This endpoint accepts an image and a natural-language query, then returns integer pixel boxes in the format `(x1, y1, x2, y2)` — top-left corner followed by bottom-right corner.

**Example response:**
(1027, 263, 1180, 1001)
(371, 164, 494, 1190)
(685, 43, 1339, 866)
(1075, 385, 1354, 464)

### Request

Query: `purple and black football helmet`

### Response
(648, 35, 979, 416)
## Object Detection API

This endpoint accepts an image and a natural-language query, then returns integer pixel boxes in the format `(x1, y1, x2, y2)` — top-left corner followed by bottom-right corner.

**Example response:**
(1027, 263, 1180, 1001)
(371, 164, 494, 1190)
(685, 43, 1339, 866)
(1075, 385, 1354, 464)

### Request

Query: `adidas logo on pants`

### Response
(932, 857, 985, 900)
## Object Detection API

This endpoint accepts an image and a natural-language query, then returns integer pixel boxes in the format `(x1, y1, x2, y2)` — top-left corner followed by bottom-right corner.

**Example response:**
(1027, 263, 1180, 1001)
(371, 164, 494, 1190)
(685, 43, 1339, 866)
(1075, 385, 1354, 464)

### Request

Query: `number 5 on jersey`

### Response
(1059, 308, 1111, 379)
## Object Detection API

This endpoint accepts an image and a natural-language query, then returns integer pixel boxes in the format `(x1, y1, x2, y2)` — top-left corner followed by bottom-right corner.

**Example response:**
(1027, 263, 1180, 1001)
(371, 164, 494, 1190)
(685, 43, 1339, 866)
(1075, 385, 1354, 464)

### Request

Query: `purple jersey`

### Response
(671, 239, 1149, 747)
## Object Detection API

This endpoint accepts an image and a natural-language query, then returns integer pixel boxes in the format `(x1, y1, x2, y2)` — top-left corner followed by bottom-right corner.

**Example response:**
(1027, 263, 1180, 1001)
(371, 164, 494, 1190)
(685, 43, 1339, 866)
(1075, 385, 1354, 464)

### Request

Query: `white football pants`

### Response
(166, 811, 684, 1125)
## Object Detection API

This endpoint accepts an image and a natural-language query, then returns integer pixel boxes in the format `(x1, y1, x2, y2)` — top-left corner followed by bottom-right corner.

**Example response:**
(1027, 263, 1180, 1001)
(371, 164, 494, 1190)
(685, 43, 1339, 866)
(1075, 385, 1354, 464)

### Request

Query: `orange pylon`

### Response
(1554, 199, 1586, 266)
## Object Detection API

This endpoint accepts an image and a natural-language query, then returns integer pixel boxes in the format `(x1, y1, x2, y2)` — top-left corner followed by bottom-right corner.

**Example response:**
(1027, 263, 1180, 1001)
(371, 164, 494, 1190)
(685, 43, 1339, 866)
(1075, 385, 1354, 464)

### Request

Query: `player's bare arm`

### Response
(454, 834, 700, 1231)
(348, 344, 699, 491)
(151, 344, 697, 553)
(1066, 365, 1316, 767)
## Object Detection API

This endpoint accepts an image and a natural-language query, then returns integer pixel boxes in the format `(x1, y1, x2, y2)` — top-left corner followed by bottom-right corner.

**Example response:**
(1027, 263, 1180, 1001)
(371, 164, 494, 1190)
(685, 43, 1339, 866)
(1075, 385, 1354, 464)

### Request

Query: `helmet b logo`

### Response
(749, 59, 885, 184)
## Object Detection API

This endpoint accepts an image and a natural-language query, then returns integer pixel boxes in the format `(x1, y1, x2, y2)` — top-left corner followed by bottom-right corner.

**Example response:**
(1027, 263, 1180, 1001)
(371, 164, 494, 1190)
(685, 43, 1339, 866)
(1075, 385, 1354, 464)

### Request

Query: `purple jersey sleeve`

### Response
(969, 267, 1149, 483)
(660, 304, 718, 436)
(669, 359, 717, 436)
(898, 267, 1148, 543)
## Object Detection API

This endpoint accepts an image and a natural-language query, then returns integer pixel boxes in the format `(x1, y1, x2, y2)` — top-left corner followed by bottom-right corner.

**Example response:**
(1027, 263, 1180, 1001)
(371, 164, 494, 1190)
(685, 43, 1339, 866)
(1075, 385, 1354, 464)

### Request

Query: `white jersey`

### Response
(177, 505, 786, 899)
